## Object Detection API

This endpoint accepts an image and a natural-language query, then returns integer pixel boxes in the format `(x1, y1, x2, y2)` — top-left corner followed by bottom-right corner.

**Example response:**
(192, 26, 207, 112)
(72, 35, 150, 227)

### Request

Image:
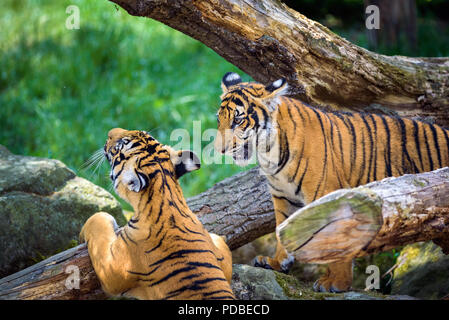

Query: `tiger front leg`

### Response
(79, 212, 134, 296)
(313, 259, 353, 293)
(253, 197, 295, 273)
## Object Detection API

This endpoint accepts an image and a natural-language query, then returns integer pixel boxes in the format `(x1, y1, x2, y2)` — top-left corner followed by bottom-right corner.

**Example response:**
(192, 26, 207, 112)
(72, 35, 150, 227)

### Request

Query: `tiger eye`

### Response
(234, 117, 243, 125)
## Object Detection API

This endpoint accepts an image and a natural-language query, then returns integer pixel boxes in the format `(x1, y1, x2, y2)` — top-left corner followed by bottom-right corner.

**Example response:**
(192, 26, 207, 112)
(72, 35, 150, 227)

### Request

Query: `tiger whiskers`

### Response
(81, 148, 104, 169)
(80, 148, 106, 180)
(107, 177, 115, 193)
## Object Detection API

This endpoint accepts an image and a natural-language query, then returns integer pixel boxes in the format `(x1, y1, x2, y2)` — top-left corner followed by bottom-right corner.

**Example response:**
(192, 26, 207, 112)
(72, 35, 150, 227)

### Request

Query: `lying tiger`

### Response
(80, 128, 234, 300)
(214, 72, 449, 293)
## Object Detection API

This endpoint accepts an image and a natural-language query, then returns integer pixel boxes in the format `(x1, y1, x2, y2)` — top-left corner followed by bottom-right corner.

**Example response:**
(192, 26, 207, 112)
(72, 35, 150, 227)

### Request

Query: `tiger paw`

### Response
(252, 255, 294, 273)
(313, 275, 352, 293)
(79, 212, 118, 243)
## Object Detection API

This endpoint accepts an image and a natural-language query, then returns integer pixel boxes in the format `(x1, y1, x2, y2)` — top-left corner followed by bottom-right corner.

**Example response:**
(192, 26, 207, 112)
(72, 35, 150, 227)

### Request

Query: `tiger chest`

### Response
(266, 173, 306, 213)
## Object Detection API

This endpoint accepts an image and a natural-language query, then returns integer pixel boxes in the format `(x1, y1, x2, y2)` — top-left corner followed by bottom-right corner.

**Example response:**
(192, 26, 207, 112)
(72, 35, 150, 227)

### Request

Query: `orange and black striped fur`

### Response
(214, 72, 449, 293)
(80, 128, 234, 300)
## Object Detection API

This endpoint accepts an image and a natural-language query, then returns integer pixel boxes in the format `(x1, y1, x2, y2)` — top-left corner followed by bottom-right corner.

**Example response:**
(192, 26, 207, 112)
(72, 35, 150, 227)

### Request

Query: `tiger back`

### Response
(214, 72, 449, 293)
(80, 128, 234, 300)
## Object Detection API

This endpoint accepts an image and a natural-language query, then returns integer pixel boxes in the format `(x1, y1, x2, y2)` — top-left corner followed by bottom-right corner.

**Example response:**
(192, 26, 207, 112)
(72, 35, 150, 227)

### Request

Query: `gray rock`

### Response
(324, 291, 418, 300)
(324, 291, 383, 300)
(0, 145, 125, 277)
(231, 264, 289, 300)
(0, 145, 11, 157)
(0, 149, 75, 196)
(230, 264, 419, 300)
(392, 241, 449, 299)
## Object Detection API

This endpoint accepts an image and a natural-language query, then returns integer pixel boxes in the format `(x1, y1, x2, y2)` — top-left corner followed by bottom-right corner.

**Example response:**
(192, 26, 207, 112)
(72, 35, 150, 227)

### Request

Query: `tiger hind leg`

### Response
(313, 259, 353, 293)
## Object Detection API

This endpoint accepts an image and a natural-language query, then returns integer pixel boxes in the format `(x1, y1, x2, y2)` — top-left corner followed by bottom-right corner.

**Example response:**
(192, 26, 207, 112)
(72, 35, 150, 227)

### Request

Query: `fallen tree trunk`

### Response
(0, 167, 275, 300)
(278, 168, 449, 264)
(111, 0, 449, 126)
(187, 166, 275, 249)
(0, 244, 107, 300)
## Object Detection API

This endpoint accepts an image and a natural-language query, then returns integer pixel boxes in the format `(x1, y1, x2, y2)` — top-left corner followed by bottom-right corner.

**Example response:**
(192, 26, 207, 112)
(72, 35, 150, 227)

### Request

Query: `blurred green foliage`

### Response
(0, 0, 252, 210)
(284, 0, 449, 56)
(1, 0, 448, 212)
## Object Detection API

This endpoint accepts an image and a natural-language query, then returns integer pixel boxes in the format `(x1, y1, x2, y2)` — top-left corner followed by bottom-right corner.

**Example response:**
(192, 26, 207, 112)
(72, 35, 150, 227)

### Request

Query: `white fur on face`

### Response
(265, 84, 289, 112)
(113, 158, 145, 193)
(123, 168, 143, 192)
(183, 158, 199, 172)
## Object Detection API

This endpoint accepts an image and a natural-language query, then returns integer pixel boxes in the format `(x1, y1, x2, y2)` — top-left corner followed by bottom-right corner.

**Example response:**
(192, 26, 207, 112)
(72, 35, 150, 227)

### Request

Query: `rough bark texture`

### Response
(111, 0, 449, 126)
(0, 167, 274, 300)
(362, 168, 449, 255)
(188, 166, 274, 250)
(0, 245, 107, 300)
(278, 168, 449, 264)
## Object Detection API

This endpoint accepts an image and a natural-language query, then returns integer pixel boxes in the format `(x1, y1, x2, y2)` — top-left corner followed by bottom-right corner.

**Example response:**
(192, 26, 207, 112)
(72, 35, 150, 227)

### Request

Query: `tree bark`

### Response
(278, 168, 449, 264)
(0, 244, 107, 300)
(0, 167, 274, 300)
(111, 0, 449, 126)
(187, 166, 275, 250)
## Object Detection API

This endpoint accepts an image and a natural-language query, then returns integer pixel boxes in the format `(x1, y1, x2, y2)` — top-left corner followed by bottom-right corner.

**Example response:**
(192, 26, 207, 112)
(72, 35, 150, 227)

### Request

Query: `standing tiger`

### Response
(214, 72, 449, 293)
(80, 128, 234, 300)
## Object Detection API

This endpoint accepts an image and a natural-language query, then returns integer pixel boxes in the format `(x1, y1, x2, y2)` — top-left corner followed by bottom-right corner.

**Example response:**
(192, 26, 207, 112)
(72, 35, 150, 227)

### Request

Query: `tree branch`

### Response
(278, 168, 449, 264)
(188, 167, 274, 250)
(111, 0, 449, 125)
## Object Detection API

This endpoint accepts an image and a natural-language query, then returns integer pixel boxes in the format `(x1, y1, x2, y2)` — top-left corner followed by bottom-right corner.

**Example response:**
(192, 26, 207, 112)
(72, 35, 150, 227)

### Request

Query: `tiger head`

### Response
(104, 128, 200, 202)
(214, 72, 288, 166)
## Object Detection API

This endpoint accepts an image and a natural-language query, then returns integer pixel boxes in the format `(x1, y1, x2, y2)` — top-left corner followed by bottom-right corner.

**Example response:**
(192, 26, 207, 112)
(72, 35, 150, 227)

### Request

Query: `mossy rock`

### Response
(0, 145, 125, 278)
(392, 241, 449, 299)
(231, 264, 289, 300)
(273, 269, 411, 300)
(230, 264, 417, 300)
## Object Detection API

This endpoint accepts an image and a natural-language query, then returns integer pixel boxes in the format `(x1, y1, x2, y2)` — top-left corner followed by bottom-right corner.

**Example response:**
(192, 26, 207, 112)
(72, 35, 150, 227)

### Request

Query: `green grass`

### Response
(0, 0, 252, 209)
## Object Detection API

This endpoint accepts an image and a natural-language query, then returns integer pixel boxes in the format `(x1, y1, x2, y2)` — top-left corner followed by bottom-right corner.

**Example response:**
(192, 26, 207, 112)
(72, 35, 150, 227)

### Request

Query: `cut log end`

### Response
(277, 189, 383, 264)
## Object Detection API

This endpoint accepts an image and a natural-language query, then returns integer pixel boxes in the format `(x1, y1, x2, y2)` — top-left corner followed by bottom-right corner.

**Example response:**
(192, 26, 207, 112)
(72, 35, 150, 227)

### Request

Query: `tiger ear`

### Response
(221, 72, 242, 94)
(262, 78, 288, 112)
(167, 147, 201, 179)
